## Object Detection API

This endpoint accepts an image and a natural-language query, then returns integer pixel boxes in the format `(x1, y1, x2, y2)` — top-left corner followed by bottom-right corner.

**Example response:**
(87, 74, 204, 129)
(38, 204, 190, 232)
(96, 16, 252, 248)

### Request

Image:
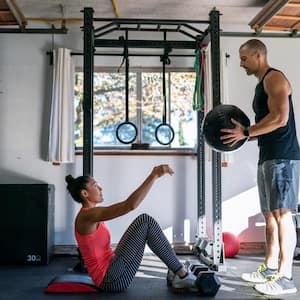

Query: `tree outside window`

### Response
(74, 70, 196, 149)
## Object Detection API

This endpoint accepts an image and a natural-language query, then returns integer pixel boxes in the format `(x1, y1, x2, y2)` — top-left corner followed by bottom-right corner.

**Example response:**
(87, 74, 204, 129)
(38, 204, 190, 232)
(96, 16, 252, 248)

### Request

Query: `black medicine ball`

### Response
(202, 104, 250, 152)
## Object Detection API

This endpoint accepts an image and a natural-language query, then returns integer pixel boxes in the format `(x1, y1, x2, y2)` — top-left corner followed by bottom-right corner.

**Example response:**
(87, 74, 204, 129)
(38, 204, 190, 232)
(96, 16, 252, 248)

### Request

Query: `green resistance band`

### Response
(193, 47, 205, 111)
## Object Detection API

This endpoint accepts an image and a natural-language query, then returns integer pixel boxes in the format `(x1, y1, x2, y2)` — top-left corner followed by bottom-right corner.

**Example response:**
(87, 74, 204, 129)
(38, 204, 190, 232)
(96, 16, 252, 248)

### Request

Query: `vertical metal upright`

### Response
(210, 8, 224, 267)
(83, 7, 94, 176)
(196, 35, 206, 240)
(193, 8, 224, 270)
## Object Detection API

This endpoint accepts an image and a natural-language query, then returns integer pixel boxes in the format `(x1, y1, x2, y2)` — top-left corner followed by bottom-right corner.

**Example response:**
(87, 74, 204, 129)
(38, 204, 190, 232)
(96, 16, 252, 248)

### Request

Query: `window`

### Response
(74, 68, 197, 150)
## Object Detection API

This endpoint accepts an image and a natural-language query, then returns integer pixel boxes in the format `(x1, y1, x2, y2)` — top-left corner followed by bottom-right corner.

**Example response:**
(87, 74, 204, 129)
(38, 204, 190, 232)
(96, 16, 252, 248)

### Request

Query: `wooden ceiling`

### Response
(1, 0, 300, 34)
(249, 0, 300, 32)
(0, 0, 27, 28)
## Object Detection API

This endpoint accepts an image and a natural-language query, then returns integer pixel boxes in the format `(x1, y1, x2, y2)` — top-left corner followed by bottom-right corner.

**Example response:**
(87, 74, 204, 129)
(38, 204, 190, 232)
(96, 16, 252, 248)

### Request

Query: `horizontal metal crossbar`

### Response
(0, 27, 68, 34)
(94, 39, 197, 49)
(93, 17, 209, 25)
(93, 18, 206, 41)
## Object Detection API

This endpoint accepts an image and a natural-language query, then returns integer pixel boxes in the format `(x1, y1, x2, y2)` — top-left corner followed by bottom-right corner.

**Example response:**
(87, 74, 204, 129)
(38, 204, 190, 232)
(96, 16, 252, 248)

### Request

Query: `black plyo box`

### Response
(0, 184, 55, 265)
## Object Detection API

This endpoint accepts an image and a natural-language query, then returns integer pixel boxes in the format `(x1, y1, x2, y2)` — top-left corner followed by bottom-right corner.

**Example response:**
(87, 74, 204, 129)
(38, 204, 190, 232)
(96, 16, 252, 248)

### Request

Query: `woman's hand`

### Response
(151, 164, 174, 178)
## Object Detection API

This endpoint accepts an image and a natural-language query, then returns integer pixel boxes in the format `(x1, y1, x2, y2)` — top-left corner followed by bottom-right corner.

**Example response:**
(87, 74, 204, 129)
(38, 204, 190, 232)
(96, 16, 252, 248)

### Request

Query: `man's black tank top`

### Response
(252, 68, 300, 164)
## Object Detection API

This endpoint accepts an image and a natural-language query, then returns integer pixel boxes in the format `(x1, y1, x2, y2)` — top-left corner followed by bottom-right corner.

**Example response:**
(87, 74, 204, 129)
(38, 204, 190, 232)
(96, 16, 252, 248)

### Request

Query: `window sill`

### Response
(75, 148, 197, 156)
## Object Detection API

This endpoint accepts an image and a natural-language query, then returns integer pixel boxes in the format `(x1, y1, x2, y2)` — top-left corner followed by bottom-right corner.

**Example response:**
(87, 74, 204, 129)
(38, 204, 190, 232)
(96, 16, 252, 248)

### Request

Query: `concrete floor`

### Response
(0, 254, 300, 300)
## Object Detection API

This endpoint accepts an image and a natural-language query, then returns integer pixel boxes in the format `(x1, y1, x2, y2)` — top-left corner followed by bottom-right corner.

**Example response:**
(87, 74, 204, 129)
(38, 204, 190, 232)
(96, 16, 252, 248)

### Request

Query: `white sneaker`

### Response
(172, 271, 197, 291)
(241, 263, 277, 283)
(254, 275, 297, 296)
(166, 269, 175, 286)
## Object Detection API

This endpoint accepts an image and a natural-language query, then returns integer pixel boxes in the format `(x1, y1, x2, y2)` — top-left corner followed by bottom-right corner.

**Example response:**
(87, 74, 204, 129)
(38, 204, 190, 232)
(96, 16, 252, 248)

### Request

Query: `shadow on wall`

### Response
(173, 159, 187, 243)
(0, 168, 47, 184)
(54, 163, 80, 245)
(222, 185, 264, 242)
(39, 43, 53, 162)
(238, 213, 265, 242)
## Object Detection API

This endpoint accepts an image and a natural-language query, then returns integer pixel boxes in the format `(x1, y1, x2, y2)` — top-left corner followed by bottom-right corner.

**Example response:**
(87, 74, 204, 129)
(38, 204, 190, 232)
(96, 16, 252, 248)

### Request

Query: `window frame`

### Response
(74, 66, 197, 155)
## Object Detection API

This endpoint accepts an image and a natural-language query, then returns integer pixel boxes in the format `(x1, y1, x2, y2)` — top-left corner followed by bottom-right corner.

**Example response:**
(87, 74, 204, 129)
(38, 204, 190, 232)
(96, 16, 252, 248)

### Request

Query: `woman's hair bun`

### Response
(65, 174, 74, 184)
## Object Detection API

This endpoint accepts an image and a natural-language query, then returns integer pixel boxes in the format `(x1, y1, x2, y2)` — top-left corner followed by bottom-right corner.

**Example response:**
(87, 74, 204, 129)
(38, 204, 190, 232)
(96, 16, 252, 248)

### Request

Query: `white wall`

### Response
(1, 26, 300, 247)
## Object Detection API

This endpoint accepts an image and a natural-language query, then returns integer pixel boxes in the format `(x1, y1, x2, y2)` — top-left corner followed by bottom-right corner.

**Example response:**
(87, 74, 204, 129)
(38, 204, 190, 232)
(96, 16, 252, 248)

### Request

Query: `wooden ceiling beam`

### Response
(111, 0, 120, 18)
(291, 20, 300, 29)
(273, 14, 300, 21)
(0, 10, 17, 23)
(0, 20, 17, 25)
(263, 24, 291, 30)
(286, 2, 300, 8)
(249, 0, 290, 32)
(0, 10, 12, 15)
(5, 0, 27, 27)
(262, 24, 300, 31)
(26, 18, 82, 24)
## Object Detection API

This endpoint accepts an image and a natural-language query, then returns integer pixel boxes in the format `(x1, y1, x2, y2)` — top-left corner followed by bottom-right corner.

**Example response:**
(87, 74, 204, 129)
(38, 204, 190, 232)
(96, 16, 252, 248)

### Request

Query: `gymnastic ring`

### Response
(155, 123, 175, 145)
(116, 121, 138, 144)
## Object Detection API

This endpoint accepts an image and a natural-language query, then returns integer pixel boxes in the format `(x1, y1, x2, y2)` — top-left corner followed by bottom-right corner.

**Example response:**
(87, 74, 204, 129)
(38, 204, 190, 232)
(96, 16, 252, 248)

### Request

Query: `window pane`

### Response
(74, 73, 83, 147)
(170, 72, 197, 148)
(74, 72, 137, 147)
(141, 72, 164, 146)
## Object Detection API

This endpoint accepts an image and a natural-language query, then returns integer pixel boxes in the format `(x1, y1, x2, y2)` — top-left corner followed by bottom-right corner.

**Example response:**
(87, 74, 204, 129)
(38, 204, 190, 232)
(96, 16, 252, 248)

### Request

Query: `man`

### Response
(220, 39, 300, 296)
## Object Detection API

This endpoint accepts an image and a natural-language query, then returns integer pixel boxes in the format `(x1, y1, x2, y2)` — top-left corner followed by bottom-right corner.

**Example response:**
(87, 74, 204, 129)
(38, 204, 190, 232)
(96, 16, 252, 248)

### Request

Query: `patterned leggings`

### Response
(99, 213, 183, 292)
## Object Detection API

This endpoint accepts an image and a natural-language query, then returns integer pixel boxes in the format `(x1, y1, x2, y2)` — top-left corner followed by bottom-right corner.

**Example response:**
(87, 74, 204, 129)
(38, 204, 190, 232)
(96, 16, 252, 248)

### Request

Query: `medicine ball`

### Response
(222, 232, 240, 258)
(202, 104, 250, 152)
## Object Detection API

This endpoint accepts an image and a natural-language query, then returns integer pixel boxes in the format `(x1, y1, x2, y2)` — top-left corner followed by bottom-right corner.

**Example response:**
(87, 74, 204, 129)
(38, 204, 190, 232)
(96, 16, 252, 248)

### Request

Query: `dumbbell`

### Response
(184, 261, 208, 274)
(190, 264, 209, 276)
(195, 271, 221, 296)
(183, 260, 221, 296)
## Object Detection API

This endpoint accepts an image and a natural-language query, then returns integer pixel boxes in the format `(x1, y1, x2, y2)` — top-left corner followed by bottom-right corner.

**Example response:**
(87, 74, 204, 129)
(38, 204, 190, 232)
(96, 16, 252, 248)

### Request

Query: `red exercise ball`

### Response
(222, 232, 240, 258)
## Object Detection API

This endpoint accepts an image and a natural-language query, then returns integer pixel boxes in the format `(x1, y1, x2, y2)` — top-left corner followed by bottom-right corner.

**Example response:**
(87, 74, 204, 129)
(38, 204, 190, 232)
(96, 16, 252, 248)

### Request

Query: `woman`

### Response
(66, 164, 196, 292)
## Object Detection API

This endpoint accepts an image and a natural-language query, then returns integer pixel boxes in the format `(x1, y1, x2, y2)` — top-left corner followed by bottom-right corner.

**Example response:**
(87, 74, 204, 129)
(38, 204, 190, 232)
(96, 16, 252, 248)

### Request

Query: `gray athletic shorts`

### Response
(257, 159, 300, 213)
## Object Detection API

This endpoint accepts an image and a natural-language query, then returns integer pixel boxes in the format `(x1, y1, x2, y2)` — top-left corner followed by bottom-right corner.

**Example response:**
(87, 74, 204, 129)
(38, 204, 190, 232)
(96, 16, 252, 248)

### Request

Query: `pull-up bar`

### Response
(94, 39, 197, 49)
(93, 17, 210, 24)
(93, 18, 207, 39)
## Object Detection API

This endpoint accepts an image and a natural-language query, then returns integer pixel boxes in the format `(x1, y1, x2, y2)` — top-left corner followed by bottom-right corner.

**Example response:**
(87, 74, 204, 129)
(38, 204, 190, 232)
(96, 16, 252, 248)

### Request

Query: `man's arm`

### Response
(248, 71, 290, 137)
(220, 71, 290, 146)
